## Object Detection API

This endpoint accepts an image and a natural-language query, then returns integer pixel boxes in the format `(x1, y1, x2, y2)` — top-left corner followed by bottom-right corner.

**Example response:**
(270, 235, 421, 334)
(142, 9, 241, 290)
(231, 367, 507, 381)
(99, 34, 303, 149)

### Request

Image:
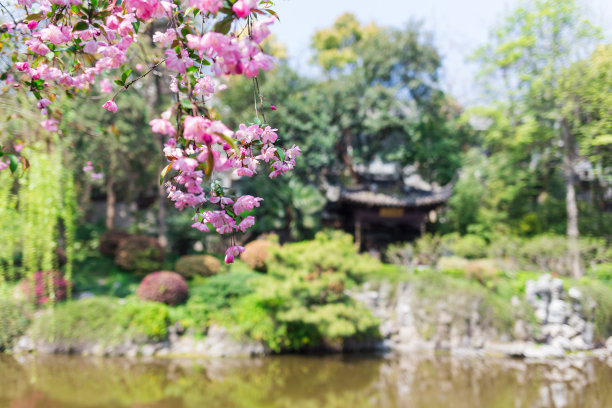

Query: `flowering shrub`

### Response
(175, 254, 221, 278)
(137, 271, 188, 305)
(16, 270, 70, 305)
(114, 235, 165, 273)
(0, 0, 298, 262)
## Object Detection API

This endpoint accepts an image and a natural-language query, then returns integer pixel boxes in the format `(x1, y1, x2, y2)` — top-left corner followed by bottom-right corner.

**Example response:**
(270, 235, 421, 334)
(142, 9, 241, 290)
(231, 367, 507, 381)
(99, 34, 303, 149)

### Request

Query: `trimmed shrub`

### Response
(450, 234, 488, 259)
(241, 240, 272, 272)
(0, 298, 32, 350)
(175, 255, 221, 278)
(16, 270, 70, 305)
(115, 235, 164, 273)
(137, 271, 188, 306)
(99, 230, 131, 257)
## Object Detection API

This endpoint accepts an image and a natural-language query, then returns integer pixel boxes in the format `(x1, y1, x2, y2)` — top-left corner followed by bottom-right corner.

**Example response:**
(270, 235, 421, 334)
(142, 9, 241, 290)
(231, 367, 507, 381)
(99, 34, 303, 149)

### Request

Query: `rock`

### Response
(535, 307, 548, 323)
(568, 287, 582, 301)
(551, 336, 571, 351)
(605, 337, 612, 352)
(15, 336, 34, 352)
(550, 278, 564, 300)
(568, 314, 586, 334)
(140, 344, 156, 357)
(90, 343, 106, 357)
(570, 336, 589, 351)
(582, 322, 594, 346)
(524, 344, 565, 359)
(542, 324, 563, 338)
(560, 324, 578, 339)
(535, 274, 552, 296)
(547, 299, 569, 324)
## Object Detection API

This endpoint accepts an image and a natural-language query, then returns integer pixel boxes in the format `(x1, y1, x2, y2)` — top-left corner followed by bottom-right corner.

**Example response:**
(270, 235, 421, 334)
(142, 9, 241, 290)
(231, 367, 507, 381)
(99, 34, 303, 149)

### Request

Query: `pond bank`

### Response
(9, 272, 612, 360)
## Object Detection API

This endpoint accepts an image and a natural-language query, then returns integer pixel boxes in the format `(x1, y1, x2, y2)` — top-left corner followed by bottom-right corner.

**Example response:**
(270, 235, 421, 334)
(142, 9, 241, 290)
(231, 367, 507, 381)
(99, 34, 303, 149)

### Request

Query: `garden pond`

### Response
(1, 353, 612, 407)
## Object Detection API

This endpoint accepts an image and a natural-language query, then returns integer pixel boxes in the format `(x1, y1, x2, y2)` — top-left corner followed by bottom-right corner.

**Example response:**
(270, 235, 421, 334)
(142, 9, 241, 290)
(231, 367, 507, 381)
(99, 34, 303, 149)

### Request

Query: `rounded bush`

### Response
(241, 240, 272, 272)
(16, 270, 70, 305)
(99, 229, 132, 257)
(115, 235, 164, 273)
(137, 271, 188, 306)
(175, 255, 221, 278)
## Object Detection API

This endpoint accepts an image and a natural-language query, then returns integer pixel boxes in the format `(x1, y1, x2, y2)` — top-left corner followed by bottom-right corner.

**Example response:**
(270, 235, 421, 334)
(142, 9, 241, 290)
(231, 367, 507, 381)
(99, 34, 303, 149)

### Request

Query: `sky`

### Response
(269, 0, 612, 106)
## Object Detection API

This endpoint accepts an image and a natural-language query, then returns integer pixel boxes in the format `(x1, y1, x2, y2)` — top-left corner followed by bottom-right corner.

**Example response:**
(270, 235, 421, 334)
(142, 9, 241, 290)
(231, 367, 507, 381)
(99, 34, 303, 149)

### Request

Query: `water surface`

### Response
(1, 353, 611, 408)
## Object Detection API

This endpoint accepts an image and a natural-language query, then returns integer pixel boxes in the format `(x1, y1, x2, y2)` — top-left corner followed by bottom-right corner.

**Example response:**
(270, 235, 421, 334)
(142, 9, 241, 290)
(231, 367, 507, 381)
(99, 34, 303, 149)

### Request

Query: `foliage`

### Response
(578, 280, 612, 341)
(0, 298, 32, 351)
(98, 230, 132, 258)
(15, 270, 70, 305)
(449, 234, 488, 259)
(30, 297, 171, 346)
(114, 235, 164, 274)
(172, 271, 260, 332)
(137, 271, 188, 306)
(215, 231, 382, 352)
(175, 255, 221, 279)
(0, 146, 76, 289)
(71, 255, 140, 298)
(241, 239, 274, 272)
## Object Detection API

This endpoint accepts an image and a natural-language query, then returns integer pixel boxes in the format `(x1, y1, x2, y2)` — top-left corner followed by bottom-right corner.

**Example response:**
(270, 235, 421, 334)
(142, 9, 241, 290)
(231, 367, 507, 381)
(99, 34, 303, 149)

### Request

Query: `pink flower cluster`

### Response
(4, 0, 298, 263)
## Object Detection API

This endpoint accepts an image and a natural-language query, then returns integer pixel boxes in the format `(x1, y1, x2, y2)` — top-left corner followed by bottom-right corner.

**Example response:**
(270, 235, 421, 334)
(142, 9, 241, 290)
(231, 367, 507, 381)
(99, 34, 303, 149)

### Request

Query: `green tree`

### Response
(473, 0, 602, 277)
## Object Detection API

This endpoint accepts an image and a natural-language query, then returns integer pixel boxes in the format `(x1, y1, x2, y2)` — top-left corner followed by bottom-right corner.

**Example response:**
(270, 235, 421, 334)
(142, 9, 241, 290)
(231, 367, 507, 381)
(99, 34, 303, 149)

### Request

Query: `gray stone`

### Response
(140, 344, 156, 357)
(605, 336, 612, 352)
(551, 336, 572, 351)
(560, 324, 578, 339)
(568, 287, 582, 301)
(535, 307, 548, 323)
(548, 299, 569, 324)
(568, 314, 586, 334)
(525, 280, 538, 305)
(570, 336, 589, 351)
(513, 320, 529, 341)
(77, 291, 95, 300)
(524, 344, 565, 359)
(582, 322, 594, 346)
(15, 336, 34, 352)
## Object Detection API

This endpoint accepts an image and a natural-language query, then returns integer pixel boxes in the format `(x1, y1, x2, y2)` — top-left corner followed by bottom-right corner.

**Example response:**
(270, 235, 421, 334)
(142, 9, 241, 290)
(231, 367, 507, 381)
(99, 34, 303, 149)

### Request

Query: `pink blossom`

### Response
(261, 126, 278, 144)
(0, 160, 8, 171)
(103, 100, 117, 113)
(15, 62, 29, 72)
(83, 161, 94, 172)
(149, 118, 176, 136)
(270, 105, 277, 110)
(83, 40, 99, 54)
(189, 0, 222, 14)
(165, 49, 193, 73)
(40, 119, 59, 132)
(232, 0, 257, 18)
(233, 195, 263, 215)
(153, 29, 176, 48)
(39, 25, 71, 45)
(27, 20, 38, 30)
(91, 172, 104, 180)
(236, 216, 255, 233)
(251, 17, 274, 44)
(37, 98, 52, 109)
(99, 78, 113, 93)
(14, 144, 23, 153)
(26, 38, 50, 56)
(193, 75, 215, 97)
(224, 245, 245, 263)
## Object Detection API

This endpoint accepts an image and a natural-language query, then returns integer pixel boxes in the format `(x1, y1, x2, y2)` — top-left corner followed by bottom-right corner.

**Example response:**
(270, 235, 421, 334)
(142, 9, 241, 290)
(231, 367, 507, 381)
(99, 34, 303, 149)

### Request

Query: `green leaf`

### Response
(8, 154, 18, 173)
(276, 147, 285, 162)
(253, 117, 262, 125)
(90, 0, 98, 7)
(214, 15, 233, 34)
(160, 163, 172, 185)
(121, 69, 132, 83)
(25, 13, 43, 21)
(114, 79, 125, 86)
(132, 21, 140, 33)
(73, 21, 89, 31)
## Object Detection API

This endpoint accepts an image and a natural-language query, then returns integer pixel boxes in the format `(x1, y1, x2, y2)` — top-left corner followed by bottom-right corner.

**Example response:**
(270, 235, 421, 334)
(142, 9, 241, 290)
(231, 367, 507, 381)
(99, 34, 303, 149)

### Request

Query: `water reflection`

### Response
(1, 353, 611, 408)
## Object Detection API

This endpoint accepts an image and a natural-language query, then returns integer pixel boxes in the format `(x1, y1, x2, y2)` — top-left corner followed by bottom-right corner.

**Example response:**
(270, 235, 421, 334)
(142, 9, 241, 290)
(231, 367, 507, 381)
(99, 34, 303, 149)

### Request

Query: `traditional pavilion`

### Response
(322, 159, 453, 252)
